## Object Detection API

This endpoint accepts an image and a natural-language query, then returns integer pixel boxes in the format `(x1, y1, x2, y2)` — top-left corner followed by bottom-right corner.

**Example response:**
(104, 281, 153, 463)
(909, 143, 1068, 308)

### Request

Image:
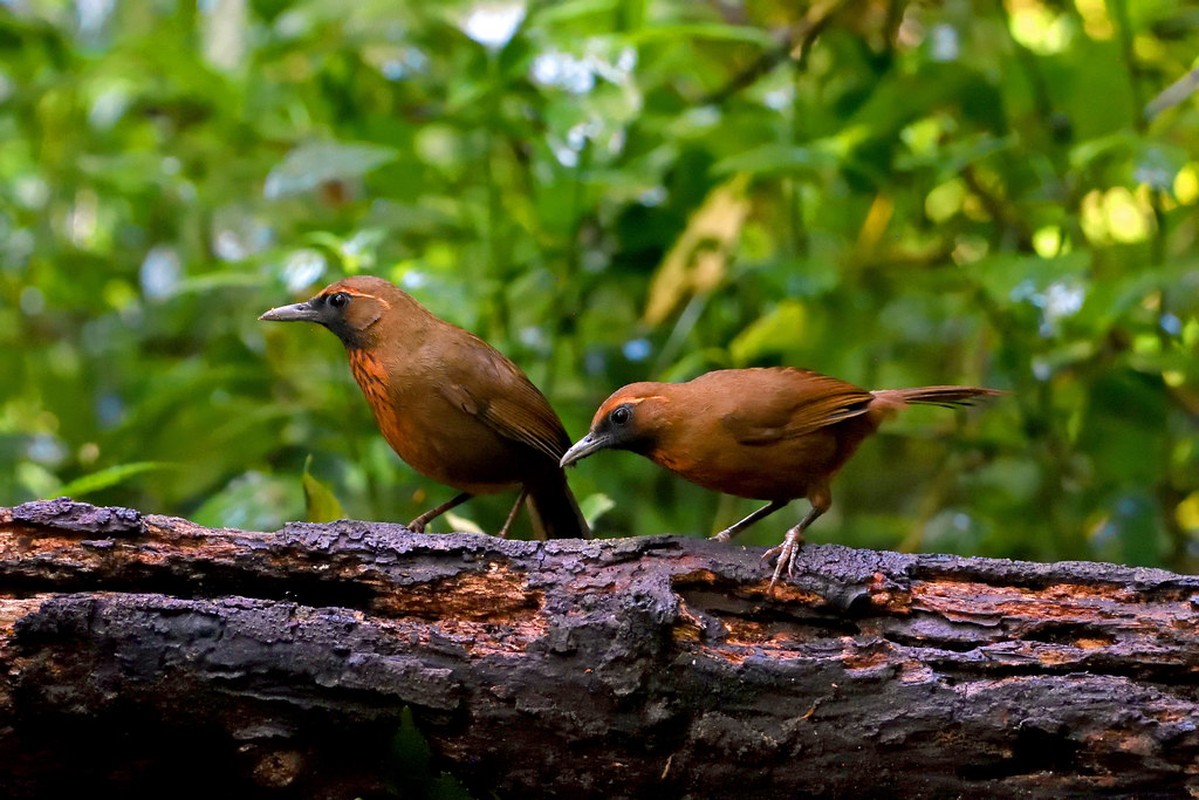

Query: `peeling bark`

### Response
(1, 498, 1196, 799)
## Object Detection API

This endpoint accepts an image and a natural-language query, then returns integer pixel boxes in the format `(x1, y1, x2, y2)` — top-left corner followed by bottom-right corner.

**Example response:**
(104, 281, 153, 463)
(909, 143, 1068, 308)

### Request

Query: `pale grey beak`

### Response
(560, 432, 612, 468)
(259, 301, 320, 323)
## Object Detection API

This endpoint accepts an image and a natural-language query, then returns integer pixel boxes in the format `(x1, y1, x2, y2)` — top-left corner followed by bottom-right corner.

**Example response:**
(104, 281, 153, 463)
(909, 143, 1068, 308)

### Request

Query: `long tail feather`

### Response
(526, 470, 591, 540)
(872, 385, 1006, 410)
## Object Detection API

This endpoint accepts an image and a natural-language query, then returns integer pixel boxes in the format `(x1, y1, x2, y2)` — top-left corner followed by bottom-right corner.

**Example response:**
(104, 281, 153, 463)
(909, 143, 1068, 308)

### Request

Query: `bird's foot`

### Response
(711, 528, 732, 543)
(761, 527, 806, 589)
(406, 518, 428, 534)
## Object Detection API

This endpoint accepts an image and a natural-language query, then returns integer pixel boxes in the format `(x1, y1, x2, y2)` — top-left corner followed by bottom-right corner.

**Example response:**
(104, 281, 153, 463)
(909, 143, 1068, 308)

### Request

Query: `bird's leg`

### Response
(762, 485, 831, 589)
(497, 487, 530, 539)
(407, 492, 472, 533)
(711, 499, 788, 542)
(764, 520, 811, 589)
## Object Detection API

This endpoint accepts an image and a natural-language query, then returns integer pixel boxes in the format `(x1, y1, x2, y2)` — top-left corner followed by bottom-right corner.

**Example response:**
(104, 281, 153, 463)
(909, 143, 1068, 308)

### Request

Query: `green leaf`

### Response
(55, 462, 174, 498)
(532, 0, 624, 26)
(1068, 131, 1139, 171)
(385, 707, 473, 799)
(970, 252, 1091, 308)
(713, 144, 840, 177)
(387, 706, 433, 795)
(264, 141, 400, 199)
(175, 271, 267, 293)
(444, 511, 486, 534)
(729, 300, 806, 366)
(579, 492, 616, 527)
(302, 456, 346, 523)
(627, 23, 776, 47)
(192, 472, 301, 531)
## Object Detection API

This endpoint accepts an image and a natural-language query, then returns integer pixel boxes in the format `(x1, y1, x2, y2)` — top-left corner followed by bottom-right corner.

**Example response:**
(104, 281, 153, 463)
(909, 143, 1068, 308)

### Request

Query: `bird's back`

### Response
(649, 368, 998, 501)
(624, 368, 870, 501)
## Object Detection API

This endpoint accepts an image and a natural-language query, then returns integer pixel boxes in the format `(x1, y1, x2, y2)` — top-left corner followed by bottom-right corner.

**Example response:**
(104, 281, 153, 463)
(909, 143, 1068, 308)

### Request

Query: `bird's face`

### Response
(259, 277, 396, 348)
(560, 384, 669, 467)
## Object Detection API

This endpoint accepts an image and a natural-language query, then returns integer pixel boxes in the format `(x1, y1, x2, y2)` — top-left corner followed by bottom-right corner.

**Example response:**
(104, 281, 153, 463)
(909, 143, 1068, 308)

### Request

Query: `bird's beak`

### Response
(560, 432, 612, 468)
(259, 301, 320, 323)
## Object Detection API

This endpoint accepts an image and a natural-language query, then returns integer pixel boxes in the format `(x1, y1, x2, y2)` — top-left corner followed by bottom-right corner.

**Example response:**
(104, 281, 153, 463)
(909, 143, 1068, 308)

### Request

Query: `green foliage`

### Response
(384, 707, 473, 800)
(1, 0, 1196, 572)
(56, 461, 175, 498)
(302, 453, 345, 522)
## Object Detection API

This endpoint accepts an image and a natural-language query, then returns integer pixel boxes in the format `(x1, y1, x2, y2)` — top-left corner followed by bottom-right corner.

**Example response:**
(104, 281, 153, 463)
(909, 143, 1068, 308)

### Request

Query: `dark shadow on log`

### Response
(1, 498, 1197, 799)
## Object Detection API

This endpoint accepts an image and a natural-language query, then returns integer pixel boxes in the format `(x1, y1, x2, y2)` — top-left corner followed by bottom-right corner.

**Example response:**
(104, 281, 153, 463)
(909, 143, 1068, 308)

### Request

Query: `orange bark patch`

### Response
(670, 569, 721, 587)
(1074, 636, 1113, 650)
(369, 562, 542, 624)
(909, 578, 1195, 667)
(0, 596, 51, 638)
(868, 571, 912, 613)
(843, 644, 892, 672)
(911, 579, 1140, 624)
(366, 565, 547, 657)
(751, 581, 825, 604)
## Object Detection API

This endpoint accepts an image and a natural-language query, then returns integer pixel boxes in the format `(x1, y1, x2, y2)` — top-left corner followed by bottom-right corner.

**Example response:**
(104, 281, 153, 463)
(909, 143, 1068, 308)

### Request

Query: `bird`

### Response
(560, 367, 1001, 587)
(260, 275, 589, 540)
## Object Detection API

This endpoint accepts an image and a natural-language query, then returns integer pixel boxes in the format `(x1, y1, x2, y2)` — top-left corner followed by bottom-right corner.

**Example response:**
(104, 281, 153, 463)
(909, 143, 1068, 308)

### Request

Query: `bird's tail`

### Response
(526, 470, 591, 540)
(871, 385, 1006, 411)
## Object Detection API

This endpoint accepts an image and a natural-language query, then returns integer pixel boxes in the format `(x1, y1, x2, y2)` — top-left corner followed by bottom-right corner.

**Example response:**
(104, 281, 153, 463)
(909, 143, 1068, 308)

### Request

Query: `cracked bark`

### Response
(0, 498, 1196, 799)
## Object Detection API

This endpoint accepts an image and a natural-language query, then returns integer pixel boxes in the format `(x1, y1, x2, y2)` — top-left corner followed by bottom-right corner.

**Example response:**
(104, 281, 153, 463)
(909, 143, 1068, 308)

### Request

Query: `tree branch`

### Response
(1, 498, 1196, 798)
(700, 0, 846, 107)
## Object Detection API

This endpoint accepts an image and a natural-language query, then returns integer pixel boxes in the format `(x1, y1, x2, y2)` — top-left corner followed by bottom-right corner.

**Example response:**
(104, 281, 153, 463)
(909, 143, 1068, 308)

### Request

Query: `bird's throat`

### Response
(345, 346, 399, 431)
(347, 347, 389, 401)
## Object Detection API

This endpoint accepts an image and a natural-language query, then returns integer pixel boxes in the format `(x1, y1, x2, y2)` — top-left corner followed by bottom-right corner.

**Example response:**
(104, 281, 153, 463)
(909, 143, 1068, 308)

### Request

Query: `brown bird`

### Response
(560, 368, 1001, 586)
(260, 276, 589, 540)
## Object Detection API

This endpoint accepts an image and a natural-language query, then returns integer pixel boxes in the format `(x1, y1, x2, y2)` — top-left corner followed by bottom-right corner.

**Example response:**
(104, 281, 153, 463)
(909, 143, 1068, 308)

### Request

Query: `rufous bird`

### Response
(260, 276, 589, 540)
(560, 368, 1001, 586)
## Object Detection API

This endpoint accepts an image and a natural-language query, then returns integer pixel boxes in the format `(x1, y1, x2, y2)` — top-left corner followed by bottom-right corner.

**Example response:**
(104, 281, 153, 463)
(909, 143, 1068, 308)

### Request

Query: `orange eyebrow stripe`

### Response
(614, 395, 669, 406)
(326, 289, 391, 308)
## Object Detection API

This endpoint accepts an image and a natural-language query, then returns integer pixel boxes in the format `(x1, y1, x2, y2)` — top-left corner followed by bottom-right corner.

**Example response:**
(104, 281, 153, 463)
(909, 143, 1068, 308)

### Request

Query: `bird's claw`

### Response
(406, 519, 427, 534)
(711, 529, 732, 543)
(761, 528, 805, 590)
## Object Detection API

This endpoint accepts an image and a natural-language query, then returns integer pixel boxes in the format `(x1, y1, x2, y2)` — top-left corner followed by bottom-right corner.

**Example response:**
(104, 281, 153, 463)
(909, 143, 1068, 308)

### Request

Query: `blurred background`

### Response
(1, 0, 1196, 571)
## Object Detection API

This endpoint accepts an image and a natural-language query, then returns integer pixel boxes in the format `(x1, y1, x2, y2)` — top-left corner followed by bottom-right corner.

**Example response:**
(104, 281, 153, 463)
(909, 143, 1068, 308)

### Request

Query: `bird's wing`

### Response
(718, 370, 874, 445)
(437, 334, 569, 462)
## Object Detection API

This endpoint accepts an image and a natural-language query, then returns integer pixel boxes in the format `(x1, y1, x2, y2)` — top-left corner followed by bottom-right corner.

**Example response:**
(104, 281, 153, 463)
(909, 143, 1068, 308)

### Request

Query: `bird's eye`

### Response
(610, 405, 632, 426)
(328, 292, 350, 309)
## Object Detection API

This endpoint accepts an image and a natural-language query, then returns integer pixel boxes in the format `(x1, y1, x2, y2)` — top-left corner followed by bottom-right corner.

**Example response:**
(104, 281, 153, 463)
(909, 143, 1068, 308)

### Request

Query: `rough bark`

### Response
(0, 498, 1196, 799)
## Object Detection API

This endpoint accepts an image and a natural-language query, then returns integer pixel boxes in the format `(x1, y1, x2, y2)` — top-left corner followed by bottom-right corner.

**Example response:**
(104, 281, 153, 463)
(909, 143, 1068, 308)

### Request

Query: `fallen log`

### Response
(0, 498, 1196, 798)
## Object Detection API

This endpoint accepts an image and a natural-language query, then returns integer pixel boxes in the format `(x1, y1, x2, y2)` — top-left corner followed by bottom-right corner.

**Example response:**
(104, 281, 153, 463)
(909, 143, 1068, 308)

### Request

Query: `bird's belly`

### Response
(378, 409, 526, 495)
(348, 352, 525, 495)
(654, 433, 843, 501)
(684, 461, 812, 500)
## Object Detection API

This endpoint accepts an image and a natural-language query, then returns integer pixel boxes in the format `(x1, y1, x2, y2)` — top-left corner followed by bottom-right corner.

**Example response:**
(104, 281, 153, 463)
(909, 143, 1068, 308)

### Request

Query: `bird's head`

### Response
(259, 276, 417, 348)
(560, 384, 671, 467)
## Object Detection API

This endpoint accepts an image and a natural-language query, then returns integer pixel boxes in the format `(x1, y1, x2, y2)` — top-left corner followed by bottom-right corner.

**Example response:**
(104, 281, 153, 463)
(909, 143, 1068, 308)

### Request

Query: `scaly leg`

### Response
(711, 499, 788, 542)
(497, 487, 530, 539)
(762, 485, 831, 589)
(407, 491, 472, 533)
